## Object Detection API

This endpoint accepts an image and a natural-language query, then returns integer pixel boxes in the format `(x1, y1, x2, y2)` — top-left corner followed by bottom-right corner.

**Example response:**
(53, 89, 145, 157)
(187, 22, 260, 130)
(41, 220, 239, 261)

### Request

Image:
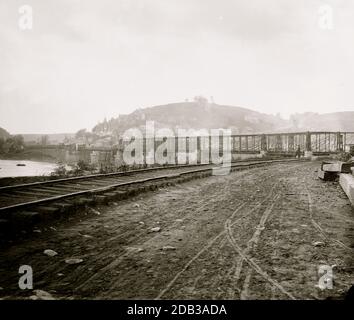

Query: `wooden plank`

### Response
(339, 174, 354, 206)
(35, 206, 60, 215)
(11, 211, 41, 225)
(322, 162, 354, 173)
(342, 163, 354, 173)
(318, 169, 337, 181)
(37, 185, 88, 192)
(10, 190, 50, 198)
(51, 202, 74, 211)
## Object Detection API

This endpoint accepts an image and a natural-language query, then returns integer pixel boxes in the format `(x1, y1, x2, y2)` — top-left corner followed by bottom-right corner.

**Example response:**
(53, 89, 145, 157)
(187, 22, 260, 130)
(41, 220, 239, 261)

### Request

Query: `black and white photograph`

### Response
(0, 0, 353, 309)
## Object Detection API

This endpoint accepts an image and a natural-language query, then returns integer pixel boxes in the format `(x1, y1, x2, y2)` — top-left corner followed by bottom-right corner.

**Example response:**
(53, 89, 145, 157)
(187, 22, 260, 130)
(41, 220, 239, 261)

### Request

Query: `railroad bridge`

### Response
(25, 131, 354, 168)
(228, 131, 354, 154)
(118, 131, 354, 164)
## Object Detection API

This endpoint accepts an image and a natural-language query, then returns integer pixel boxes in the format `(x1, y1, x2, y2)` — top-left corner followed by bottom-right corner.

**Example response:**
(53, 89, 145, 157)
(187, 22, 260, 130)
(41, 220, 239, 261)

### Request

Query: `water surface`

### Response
(0, 159, 57, 177)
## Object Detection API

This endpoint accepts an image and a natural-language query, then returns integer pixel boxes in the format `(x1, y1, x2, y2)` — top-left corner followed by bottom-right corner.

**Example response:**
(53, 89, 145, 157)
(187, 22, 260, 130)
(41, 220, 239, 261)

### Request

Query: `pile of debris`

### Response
(318, 159, 354, 206)
(318, 160, 354, 181)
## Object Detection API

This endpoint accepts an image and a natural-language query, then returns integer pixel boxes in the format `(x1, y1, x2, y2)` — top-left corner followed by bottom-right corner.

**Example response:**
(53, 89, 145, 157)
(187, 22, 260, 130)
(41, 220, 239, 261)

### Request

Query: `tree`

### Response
(0, 137, 4, 153)
(75, 128, 87, 139)
(63, 135, 70, 144)
(4, 135, 25, 153)
(194, 96, 208, 106)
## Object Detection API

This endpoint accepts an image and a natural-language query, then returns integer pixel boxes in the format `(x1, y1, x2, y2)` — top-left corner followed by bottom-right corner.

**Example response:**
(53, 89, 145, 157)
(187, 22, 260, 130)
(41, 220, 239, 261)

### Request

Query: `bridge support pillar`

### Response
(305, 132, 312, 152)
(276, 135, 283, 151)
(337, 132, 344, 152)
(261, 134, 267, 151)
(288, 134, 294, 152)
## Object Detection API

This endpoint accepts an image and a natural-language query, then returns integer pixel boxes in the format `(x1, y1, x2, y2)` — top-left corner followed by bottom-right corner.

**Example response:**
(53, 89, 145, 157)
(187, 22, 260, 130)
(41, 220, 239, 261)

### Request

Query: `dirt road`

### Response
(0, 161, 353, 299)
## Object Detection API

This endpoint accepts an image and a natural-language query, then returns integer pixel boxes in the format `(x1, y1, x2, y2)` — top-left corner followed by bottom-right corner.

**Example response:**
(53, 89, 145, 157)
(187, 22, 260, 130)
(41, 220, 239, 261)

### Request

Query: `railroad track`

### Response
(0, 159, 305, 232)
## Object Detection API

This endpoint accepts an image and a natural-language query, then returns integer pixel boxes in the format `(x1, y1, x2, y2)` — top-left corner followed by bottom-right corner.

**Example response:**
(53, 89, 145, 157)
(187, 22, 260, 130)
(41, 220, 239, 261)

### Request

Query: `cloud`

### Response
(0, 0, 354, 133)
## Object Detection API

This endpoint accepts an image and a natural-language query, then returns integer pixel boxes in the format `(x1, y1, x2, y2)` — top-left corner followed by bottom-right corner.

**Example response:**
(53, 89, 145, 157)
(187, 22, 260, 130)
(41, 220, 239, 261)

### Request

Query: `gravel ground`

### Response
(0, 161, 353, 300)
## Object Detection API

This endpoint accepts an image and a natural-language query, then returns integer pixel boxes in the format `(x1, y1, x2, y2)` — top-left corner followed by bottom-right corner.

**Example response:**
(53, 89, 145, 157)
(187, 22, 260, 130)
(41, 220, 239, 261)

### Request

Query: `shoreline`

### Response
(0, 149, 59, 163)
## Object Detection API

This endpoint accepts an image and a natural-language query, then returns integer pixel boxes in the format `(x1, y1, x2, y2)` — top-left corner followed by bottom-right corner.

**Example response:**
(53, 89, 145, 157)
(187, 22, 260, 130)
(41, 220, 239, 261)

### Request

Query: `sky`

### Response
(0, 0, 354, 134)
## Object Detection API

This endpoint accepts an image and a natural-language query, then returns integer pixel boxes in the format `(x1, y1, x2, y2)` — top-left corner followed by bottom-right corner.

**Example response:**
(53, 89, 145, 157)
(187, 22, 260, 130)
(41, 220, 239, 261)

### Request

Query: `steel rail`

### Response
(0, 163, 214, 191)
(0, 157, 289, 192)
(0, 159, 304, 214)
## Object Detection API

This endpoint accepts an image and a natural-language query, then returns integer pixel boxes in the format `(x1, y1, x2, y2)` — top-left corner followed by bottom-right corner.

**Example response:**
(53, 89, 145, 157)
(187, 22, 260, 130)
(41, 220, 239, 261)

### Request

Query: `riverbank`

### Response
(0, 150, 58, 163)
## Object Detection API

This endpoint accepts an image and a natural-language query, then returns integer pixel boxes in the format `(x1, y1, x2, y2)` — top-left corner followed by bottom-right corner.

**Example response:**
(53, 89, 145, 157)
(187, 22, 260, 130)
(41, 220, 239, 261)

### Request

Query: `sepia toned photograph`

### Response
(0, 0, 353, 309)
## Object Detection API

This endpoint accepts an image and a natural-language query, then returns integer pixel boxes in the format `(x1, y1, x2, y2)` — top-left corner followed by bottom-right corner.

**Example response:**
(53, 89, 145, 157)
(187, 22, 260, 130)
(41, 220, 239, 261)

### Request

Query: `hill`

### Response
(288, 112, 354, 132)
(93, 99, 288, 136)
(92, 99, 354, 137)
(0, 127, 10, 140)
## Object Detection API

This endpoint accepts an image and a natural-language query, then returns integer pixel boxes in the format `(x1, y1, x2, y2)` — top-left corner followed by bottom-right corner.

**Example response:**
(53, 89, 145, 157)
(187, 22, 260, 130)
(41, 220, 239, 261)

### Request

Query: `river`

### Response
(0, 159, 58, 177)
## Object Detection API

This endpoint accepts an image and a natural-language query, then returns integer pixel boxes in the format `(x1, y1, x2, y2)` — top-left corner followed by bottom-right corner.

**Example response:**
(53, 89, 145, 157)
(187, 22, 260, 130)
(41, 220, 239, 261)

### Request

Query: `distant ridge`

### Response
(92, 100, 354, 135)
(289, 112, 354, 132)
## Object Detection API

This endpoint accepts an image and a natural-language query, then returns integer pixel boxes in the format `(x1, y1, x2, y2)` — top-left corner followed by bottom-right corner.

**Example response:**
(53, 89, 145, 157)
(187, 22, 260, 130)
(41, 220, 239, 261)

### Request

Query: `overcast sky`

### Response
(1, 0, 354, 134)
